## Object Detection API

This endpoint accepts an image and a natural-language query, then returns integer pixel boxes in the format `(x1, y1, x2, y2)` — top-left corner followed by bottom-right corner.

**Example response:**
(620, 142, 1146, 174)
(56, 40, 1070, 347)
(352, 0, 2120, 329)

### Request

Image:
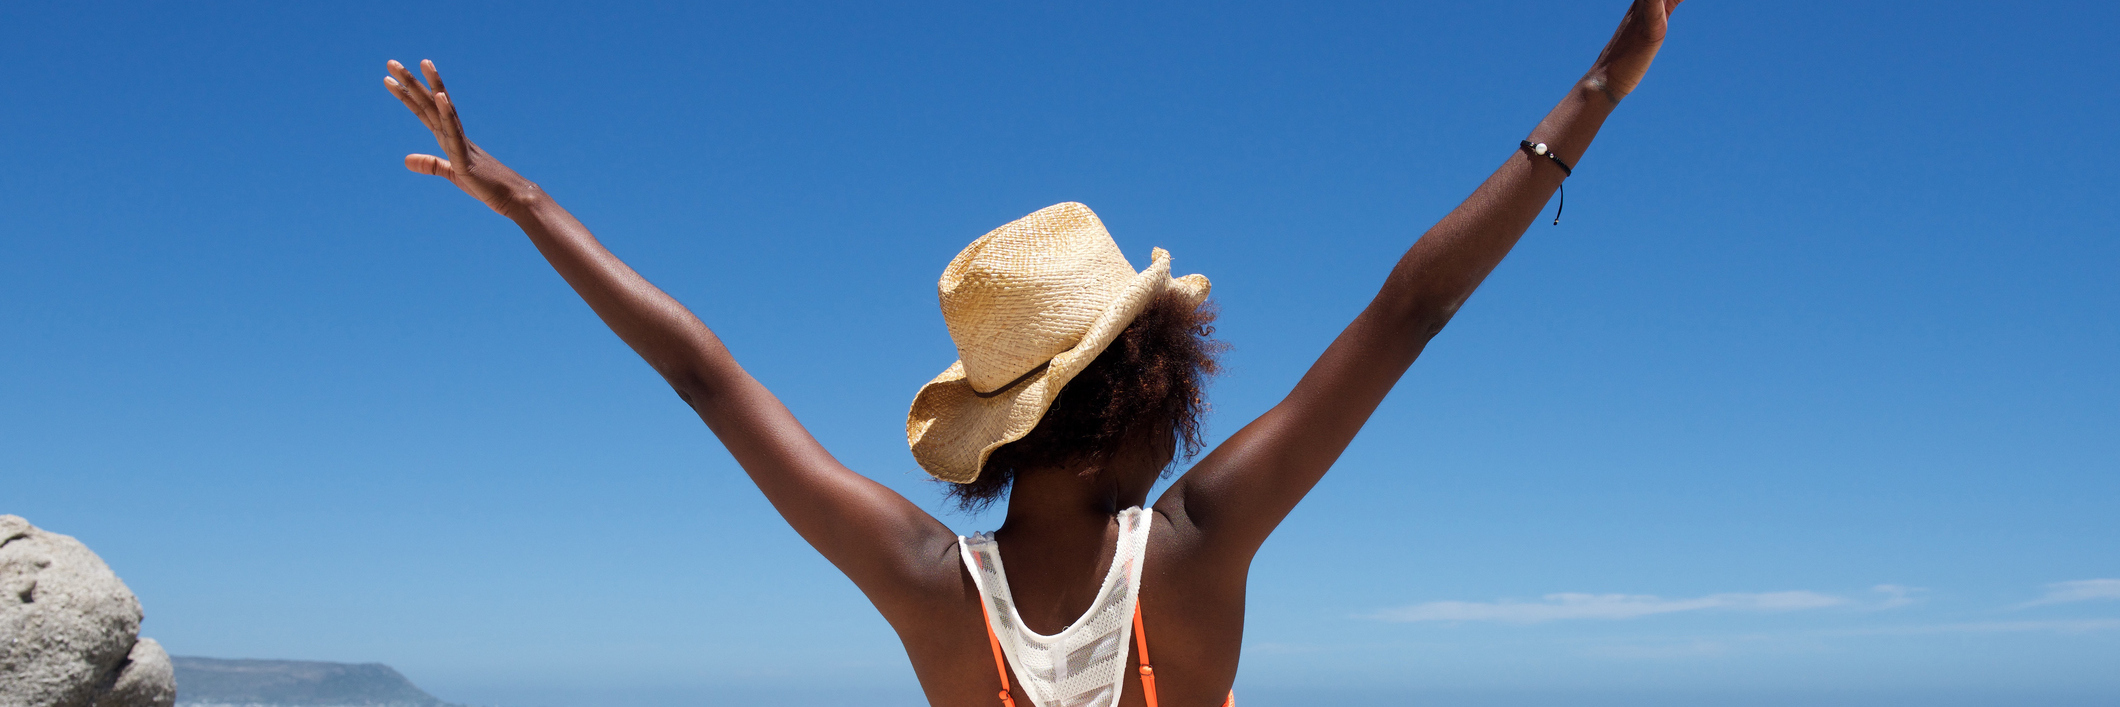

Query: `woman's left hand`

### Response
(1585, 0, 1683, 104)
(385, 59, 539, 218)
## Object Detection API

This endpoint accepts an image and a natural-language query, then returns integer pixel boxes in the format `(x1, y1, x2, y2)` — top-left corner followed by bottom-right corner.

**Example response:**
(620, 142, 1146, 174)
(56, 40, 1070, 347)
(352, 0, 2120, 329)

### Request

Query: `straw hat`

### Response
(907, 202, 1211, 483)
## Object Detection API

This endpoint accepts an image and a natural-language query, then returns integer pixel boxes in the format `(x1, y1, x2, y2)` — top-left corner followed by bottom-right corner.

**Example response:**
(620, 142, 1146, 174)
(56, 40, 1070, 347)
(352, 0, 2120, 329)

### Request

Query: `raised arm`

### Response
(1161, 0, 1683, 560)
(381, 61, 953, 607)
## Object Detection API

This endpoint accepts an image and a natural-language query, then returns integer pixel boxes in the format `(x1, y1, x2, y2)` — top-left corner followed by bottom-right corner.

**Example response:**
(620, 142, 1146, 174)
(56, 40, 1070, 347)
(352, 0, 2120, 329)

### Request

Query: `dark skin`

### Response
(385, 1, 1682, 703)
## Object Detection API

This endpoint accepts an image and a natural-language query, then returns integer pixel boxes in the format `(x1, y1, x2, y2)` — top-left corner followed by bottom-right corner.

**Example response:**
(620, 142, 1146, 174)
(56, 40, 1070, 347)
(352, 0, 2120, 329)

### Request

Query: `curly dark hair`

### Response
(946, 289, 1226, 512)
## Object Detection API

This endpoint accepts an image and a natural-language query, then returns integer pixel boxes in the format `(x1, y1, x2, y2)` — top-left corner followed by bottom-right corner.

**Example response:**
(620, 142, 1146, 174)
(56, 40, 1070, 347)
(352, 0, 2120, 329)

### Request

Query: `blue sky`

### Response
(3, 2, 2115, 706)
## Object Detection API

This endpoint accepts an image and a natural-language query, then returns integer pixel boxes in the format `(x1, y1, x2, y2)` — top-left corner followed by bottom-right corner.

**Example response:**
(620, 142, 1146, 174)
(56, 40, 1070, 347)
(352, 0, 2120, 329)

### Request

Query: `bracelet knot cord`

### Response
(1520, 140, 1573, 225)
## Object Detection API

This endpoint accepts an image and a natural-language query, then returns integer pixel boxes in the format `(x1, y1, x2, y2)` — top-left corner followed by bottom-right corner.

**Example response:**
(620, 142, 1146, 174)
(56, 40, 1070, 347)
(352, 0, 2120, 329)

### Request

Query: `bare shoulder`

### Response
(1145, 504, 1246, 594)
(1141, 506, 1247, 703)
(873, 527, 981, 616)
(891, 536, 1016, 706)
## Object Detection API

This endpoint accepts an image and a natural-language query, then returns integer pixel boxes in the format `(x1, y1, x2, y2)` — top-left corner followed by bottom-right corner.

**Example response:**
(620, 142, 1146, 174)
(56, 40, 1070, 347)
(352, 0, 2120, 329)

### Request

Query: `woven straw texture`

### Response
(907, 202, 1209, 483)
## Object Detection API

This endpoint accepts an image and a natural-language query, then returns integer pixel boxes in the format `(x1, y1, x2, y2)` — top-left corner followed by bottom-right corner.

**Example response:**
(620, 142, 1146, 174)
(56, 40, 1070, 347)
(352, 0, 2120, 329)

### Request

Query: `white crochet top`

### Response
(959, 506, 1153, 707)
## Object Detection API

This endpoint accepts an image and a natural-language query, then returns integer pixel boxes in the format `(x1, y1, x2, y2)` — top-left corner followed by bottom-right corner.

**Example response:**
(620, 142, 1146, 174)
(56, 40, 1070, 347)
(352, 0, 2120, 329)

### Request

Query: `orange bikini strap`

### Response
(1133, 602, 1160, 707)
(980, 608, 1018, 707)
(1134, 601, 1236, 707)
(982, 598, 1224, 707)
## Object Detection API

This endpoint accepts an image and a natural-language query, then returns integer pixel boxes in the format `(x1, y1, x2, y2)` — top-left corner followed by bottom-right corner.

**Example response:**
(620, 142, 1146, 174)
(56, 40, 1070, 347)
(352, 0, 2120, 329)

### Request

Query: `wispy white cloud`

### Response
(1872, 584, 1924, 609)
(1369, 591, 1846, 623)
(1577, 619, 2120, 660)
(2013, 579, 2120, 609)
(1827, 618, 2120, 636)
(1578, 640, 1732, 659)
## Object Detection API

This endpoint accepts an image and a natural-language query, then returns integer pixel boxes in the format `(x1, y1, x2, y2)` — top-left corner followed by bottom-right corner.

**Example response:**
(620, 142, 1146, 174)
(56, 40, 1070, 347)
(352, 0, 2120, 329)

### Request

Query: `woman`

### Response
(383, 1, 1683, 704)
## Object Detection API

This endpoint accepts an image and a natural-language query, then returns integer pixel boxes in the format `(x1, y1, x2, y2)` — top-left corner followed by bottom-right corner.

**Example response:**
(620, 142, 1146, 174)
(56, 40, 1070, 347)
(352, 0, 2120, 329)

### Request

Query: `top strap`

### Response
(985, 597, 1231, 707)
(982, 609, 1018, 707)
(1132, 603, 1160, 707)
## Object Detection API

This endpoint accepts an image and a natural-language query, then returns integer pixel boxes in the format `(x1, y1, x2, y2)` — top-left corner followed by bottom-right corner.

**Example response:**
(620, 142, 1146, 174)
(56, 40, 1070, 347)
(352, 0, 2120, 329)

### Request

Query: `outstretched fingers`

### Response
(385, 58, 474, 168)
(382, 58, 523, 215)
(386, 60, 438, 121)
(433, 90, 470, 165)
(386, 59, 465, 179)
(385, 76, 438, 132)
(420, 59, 448, 96)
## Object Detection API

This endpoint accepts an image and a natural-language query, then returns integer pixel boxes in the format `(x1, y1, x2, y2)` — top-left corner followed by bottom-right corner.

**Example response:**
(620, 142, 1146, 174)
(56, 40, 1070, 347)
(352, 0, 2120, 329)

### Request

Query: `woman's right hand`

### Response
(385, 59, 539, 219)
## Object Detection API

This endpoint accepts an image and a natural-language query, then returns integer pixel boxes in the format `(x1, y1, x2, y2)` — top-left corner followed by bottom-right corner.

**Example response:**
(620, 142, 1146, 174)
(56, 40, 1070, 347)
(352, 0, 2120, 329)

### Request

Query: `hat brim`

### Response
(907, 248, 1210, 483)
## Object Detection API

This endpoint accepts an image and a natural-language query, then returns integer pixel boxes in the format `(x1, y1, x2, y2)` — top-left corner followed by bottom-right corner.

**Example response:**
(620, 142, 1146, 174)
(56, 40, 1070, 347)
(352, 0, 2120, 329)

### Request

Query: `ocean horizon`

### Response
(410, 685, 2120, 707)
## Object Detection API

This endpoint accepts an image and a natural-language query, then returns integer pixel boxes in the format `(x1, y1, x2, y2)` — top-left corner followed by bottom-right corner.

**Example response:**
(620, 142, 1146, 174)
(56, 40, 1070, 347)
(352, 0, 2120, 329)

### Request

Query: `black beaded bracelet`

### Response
(1520, 140, 1573, 225)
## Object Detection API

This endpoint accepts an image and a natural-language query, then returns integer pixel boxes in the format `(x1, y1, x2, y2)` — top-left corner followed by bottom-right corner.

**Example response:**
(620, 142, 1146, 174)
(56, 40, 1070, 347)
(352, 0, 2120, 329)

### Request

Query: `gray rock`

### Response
(95, 638, 175, 707)
(0, 515, 175, 707)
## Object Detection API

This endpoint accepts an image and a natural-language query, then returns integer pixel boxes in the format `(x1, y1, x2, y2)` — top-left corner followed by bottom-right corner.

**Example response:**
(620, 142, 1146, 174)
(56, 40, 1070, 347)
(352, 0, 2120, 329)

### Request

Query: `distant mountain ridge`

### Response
(172, 656, 459, 707)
